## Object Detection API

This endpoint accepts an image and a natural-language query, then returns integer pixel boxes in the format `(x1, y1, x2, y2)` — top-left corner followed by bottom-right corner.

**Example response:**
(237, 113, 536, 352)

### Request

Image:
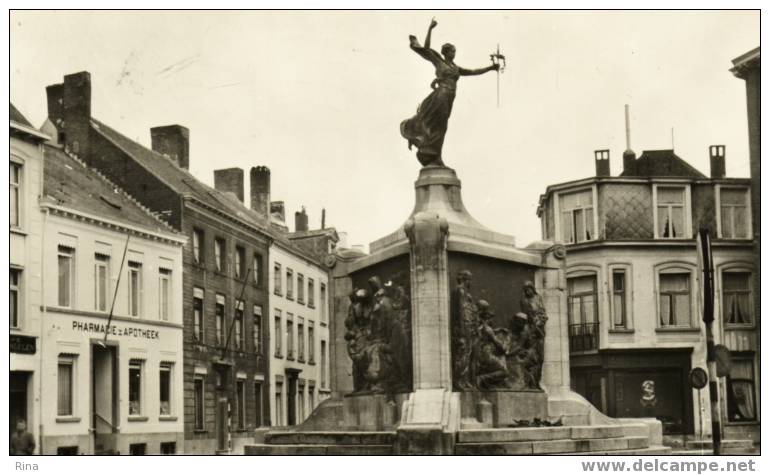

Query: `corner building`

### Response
(538, 147, 758, 444)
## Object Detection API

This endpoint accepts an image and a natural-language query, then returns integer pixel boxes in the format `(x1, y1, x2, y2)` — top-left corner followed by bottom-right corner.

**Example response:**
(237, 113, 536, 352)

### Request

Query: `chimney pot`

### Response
(594, 149, 610, 176)
(294, 206, 309, 232)
(250, 166, 271, 217)
(151, 125, 190, 169)
(709, 145, 726, 179)
(214, 168, 245, 203)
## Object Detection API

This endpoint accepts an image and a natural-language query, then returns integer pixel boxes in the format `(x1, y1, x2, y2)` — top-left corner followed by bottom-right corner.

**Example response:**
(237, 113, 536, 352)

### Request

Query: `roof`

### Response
(43, 145, 182, 239)
(10, 103, 33, 127)
(619, 150, 706, 178)
(731, 47, 760, 78)
(90, 118, 323, 266)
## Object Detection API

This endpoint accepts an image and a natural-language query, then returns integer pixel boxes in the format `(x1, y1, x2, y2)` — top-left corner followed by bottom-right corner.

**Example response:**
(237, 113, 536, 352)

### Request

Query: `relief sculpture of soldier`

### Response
(401, 18, 500, 167)
(344, 275, 411, 395)
(451, 270, 479, 390)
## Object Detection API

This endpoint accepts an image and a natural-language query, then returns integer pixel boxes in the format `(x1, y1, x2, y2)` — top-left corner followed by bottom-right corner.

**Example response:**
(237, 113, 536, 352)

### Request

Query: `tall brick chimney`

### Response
(709, 145, 726, 179)
(214, 168, 245, 203)
(594, 150, 610, 177)
(295, 207, 309, 232)
(46, 71, 92, 156)
(250, 166, 271, 217)
(150, 125, 190, 169)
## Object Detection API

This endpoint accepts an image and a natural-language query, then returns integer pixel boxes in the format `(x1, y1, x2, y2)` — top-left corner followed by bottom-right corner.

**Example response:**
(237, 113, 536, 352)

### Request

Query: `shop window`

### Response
(58, 246, 75, 308)
(723, 271, 752, 326)
(159, 363, 172, 416)
(559, 189, 594, 243)
(655, 186, 687, 239)
(726, 355, 757, 422)
(95, 254, 110, 312)
(193, 377, 205, 430)
(128, 261, 143, 317)
(57, 356, 75, 416)
(658, 272, 692, 328)
(159, 268, 172, 321)
(719, 188, 749, 239)
(10, 268, 21, 328)
(129, 360, 143, 416)
(193, 288, 204, 342)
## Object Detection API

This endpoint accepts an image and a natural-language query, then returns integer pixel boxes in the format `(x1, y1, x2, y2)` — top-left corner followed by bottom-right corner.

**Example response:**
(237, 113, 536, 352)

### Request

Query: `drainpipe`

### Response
(38, 144, 47, 455)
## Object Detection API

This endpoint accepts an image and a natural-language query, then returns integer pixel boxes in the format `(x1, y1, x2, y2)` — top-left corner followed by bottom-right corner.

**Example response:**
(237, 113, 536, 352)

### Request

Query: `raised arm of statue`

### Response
(409, 18, 442, 66)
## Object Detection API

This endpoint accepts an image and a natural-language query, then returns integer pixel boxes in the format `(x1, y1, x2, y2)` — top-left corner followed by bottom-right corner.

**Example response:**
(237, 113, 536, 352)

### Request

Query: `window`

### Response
(57, 356, 75, 416)
(236, 379, 246, 429)
(129, 443, 146, 455)
(160, 442, 176, 455)
(253, 305, 263, 353)
(10, 268, 20, 328)
(159, 363, 172, 415)
(320, 283, 327, 322)
(286, 268, 294, 300)
(723, 272, 752, 326)
(58, 246, 75, 307)
(235, 301, 244, 350)
(128, 261, 143, 317)
(656, 187, 686, 239)
(298, 383, 305, 422)
(308, 385, 315, 412)
(159, 268, 172, 321)
(287, 315, 294, 359)
(720, 188, 749, 239)
(611, 270, 627, 330)
(320, 340, 327, 388)
(559, 189, 594, 243)
(194, 377, 205, 430)
(95, 254, 110, 312)
(308, 278, 315, 307)
(253, 254, 263, 286)
(254, 382, 264, 427)
(298, 318, 305, 361)
(275, 382, 284, 426)
(235, 246, 246, 279)
(726, 355, 757, 422)
(215, 294, 226, 346)
(10, 162, 21, 227)
(297, 273, 305, 303)
(567, 274, 599, 352)
(308, 321, 315, 363)
(659, 272, 692, 327)
(192, 228, 204, 264)
(193, 288, 204, 342)
(214, 238, 225, 272)
(274, 263, 282, 295)
(129, 360, 143, 415)
(274, 310, 282, 357)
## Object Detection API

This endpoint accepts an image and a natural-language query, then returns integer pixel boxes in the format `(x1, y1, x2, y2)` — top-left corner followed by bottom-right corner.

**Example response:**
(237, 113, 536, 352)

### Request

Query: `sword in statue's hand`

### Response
(490, 44, 506, 108)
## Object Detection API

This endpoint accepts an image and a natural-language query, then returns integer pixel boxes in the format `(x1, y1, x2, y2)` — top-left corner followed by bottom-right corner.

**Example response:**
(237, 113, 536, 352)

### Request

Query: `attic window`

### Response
(100, 195, 122, 210)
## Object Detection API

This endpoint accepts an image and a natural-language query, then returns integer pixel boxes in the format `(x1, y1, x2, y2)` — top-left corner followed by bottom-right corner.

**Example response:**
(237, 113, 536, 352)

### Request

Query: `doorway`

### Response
(286, 369, 301, 426)
(91, 343, 118, 454)
(10, 371, 30, 435)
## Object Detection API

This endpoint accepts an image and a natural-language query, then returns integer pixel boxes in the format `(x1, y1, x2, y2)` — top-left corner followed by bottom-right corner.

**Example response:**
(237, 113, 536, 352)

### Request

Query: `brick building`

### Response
(43, 72, 273, 454)
(537, 147, 758, 443)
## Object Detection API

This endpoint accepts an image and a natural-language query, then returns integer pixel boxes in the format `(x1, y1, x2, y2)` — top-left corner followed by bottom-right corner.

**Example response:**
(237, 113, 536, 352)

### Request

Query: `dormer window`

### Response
(559, 189, 595, 244)
(653, 185, 691, 239)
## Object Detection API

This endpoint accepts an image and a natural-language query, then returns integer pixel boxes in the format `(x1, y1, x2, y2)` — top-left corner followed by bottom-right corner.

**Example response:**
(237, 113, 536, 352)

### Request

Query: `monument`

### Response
(246, 19, 668, 455)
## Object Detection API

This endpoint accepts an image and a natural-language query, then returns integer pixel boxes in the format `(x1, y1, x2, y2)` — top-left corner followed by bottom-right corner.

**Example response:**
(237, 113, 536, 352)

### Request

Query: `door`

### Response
(287, 373, 297, 426)
(9, 372, 29, 435)
(91, 344, 118, 454)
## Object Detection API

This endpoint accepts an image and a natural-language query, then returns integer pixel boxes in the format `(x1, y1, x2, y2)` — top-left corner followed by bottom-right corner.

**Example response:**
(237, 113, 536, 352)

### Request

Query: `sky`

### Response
(10, 11, 759, 250)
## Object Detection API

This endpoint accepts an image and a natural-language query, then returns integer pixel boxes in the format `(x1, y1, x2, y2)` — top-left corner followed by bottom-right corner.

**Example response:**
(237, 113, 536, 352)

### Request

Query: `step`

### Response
(245, 443, 393, 455)
(455, 436, 648, 455)
(458, 425, 625, 444)
(265, 430, 395, 446)
(686, 439, 755, 450)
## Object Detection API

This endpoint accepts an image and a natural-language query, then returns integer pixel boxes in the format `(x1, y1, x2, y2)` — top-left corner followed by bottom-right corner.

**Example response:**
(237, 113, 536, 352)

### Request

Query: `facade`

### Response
(537, 148, 758, 443)
(268, 234, 331, 426)
(39, 145, 186, 454)
(43, 71, 272, 454)
(10, 104, 50, 453)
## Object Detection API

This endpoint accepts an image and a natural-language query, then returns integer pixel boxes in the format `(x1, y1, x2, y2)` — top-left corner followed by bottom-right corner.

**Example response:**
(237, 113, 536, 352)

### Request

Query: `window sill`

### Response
(308, 361, 316, 366)
(274, 353, 283, 359)
(725, 420, 759, 426)
(193, 429, 207, 434)
(128, 415, 149, 422)
(725, 324, 756, 331)
(297, 300, 305, 306)
(274, 292, 283, 297)
(320, 322, 328, 328)
(608, 328, 635, 334)
(298, 358, 306, 364)
(56, 416, 81, 423)
(10, 227, 27, 236)
(286, 356, 295, 361)
(286, 296, 294, 301)
(159, 415, 178, 422)
(656, 327, 701, 333)
(308, 305, 315, 309)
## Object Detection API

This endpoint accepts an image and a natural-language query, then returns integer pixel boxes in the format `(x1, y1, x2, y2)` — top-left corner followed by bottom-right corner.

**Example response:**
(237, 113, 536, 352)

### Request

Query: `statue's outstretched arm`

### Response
(459, 64, 499, 76)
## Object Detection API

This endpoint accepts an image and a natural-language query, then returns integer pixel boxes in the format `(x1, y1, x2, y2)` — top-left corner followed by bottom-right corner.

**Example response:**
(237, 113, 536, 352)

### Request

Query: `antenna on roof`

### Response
(624, 104, 632, 153)
(671, 127, 675, 151)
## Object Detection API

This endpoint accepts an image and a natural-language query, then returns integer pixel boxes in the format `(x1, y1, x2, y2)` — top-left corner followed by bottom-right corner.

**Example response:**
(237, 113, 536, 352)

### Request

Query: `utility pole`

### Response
(698, 228, 722, 455)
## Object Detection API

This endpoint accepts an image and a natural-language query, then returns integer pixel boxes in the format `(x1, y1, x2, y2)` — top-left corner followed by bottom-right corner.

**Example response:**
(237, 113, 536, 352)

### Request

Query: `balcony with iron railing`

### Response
(568, 322, 600, 353)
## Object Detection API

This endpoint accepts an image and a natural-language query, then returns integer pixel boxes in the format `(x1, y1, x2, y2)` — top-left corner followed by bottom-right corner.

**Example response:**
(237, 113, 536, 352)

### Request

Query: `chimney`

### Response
(250, 166, 271, 216)
(270, 201, 285, 222)
(594, 150, 610, 176)
(150, 125, 190, 169)
(45, 72, 92, 156)
(214, 168, 244, 203)
(622, 104, 636, 174)
(46, 83, 64, 128)
(295, 206, 309, 232)
(321, 208, 326, 229)
(709, 145, 726, 179)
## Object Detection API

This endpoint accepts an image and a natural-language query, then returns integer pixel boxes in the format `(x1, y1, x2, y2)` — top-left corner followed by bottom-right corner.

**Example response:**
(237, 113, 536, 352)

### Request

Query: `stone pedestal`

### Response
(461, 391, 549, 427)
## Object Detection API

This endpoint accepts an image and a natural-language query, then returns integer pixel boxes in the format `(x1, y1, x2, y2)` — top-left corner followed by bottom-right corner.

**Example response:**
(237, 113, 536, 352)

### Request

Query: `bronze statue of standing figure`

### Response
(401, 18, 500, 167)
